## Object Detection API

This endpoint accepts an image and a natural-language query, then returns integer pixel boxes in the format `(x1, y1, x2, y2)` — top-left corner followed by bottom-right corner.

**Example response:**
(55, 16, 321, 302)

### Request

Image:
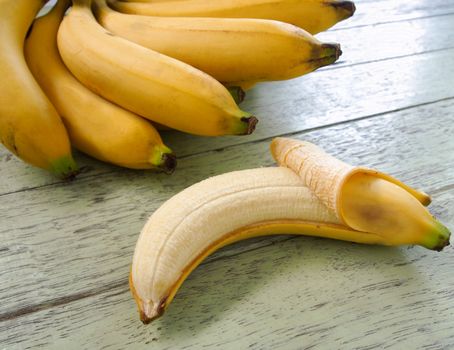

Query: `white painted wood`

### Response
(334, 0, 454, 31)
(318, 13, 454, 66)
(1, 100, 453, 324)
(2, 234, 454, 349)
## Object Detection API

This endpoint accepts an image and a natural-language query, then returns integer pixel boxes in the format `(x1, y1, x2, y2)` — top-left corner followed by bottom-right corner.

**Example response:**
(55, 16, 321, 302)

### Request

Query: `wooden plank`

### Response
(1, 99, 453, 320)
(3, 10, 454, 195)
(334, 0, 454, 31)
(1, 233, 454, 349)
(318, 13, 454, 66)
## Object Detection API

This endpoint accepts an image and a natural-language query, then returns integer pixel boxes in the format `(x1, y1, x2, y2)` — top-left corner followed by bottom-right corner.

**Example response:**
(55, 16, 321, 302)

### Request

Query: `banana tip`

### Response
(62, 170, 80, 181)
(139, 299, 166, 324)
(331, 1, 356, 19)
(433, 236, 450, 252)
(321, 42, 342, 60)
(50, 156, 79, 180)
(160, 153, 177, 175)
(420, 192, 432, 206)
(241, 116, 258, 135)
(427, 222, 451, 252)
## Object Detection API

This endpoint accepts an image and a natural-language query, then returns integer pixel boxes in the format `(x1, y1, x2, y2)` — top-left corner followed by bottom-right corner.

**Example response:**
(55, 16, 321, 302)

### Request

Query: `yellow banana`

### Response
(109, 0, 356, 34)
(58, 0, 257, 136)
(271, 138, 451, 251)
(130, 167, 387, 323)
(0, 0, 78, 178)
(94, 0, 341, 84)
(25, 0, 176, 172)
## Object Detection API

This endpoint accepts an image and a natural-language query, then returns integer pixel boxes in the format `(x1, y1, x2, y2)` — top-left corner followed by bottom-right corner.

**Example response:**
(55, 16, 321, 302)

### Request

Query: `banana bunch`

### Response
(130, 138, 451, 323)
(0, 0, 352, 175)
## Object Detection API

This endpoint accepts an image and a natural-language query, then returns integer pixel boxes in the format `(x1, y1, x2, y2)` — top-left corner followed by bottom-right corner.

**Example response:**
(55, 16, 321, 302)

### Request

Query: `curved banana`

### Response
(0, 0, 77, 178)
(109, 0, 356, 35)
(130, 166, 402, 324)
(25, 0, 176, 172)
(94, 0, 341, 84)
(131, 139, 450, 323)
(271, 138, 451, 250)
(58, 0, 257, 136)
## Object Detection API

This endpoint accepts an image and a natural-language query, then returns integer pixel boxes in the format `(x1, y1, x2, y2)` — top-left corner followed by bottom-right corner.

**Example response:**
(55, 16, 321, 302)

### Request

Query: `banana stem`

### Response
(226, 86, 246, 104)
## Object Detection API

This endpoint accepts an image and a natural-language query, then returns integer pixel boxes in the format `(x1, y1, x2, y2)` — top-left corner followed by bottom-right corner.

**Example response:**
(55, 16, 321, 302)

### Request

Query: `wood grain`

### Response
(2, 233, 454, 349)
(2, 8, 454, 195)
(334, 0, 454, 31)
(1, 99, 453, 323)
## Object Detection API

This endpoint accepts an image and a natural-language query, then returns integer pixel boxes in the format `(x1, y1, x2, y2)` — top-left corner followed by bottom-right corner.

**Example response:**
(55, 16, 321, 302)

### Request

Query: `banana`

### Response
(25, 0, 176, 172)
(270, 138, 451, 250)
(130, 167, 388, 323)
(130, 139, 450, 323)
(0, 0, 78, 178)
(109, 0, 356, 35)
(57, 0, 257, 136)
(94, 0, 341, 84)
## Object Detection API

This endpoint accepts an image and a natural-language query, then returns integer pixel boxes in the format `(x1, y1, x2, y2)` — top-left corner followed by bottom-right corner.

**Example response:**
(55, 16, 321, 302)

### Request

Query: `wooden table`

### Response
(2, 0, 454, 348)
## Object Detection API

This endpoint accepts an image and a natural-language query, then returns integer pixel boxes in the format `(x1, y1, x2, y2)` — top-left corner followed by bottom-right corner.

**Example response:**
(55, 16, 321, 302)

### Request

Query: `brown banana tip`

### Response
(433, 237, 450, 252)
(322, 43, 342, 59)
(159, 153, 177, 175)
(421, 194, 432, 207)
(62, 170, 80, 181)
(139, 297, 167, 324)
(241, 116, 258, 135)
(331, 1, 356, 17)
(140, 310, 162, 325)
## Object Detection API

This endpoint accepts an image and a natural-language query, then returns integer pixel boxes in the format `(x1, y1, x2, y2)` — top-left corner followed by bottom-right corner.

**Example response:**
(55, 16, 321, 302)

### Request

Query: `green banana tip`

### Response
(424, 221, 451, 252)
(50, 156, 79, 180)
(149, 145, 177, 174)
(321, 42, 342, 60)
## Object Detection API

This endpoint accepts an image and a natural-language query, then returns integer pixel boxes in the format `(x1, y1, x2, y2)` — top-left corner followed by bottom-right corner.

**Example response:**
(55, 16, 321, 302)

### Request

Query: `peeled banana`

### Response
(130, 139, 450, 323)
(110, 0, 356, 35)
(94, 0, 341, 84)
(25, 0, 176, 172)
(270, 138, 451, 250)
(0, 0, 78, 178)
(130, 167, 386, 323)
(58, 0, 257, 136)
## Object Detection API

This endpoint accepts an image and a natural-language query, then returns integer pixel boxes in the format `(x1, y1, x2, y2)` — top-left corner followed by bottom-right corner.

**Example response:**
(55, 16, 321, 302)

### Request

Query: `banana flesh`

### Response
(0, 0, 77, 178)
(25, 0, 176, 172)
(95, 0, 342, 83)
(110, 0, 356, 35)
(271, 138, 451, 250)
(130, 167, 387, 323)
(58, 0, 257, 136)
(341, 174, 450, 251)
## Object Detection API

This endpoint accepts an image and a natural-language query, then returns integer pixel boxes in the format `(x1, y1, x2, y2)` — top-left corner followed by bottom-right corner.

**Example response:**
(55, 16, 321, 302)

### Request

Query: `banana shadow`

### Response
(147, 235, 425, 341)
